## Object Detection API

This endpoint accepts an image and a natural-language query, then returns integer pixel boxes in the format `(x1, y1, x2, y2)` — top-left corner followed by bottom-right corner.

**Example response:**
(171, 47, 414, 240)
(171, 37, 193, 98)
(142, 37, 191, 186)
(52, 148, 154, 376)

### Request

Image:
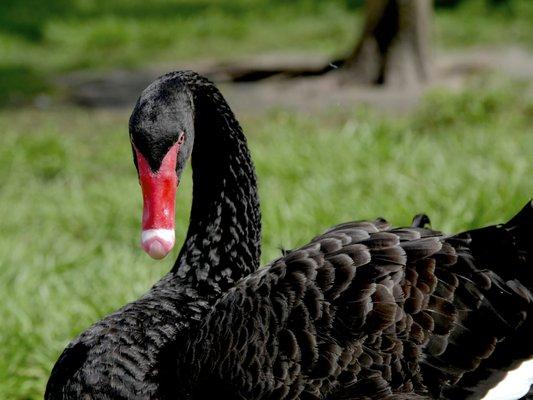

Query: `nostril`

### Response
(141, 229, 175, 260)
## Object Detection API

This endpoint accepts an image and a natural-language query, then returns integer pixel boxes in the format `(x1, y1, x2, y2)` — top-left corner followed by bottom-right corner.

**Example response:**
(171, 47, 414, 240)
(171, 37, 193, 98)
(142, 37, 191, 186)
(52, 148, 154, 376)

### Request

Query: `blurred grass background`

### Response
(1, 0, 533, 104)
(0, 0, 532, 399)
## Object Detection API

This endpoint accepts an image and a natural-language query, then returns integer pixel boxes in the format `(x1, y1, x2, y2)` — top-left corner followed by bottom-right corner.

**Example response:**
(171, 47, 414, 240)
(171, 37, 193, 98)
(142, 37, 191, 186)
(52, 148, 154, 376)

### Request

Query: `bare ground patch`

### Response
(55, 46, 533, 115)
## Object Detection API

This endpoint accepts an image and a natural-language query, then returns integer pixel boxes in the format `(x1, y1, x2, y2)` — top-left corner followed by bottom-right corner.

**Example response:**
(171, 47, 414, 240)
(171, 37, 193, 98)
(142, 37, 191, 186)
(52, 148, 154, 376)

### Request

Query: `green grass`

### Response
(436, 0, 533, 48)
(1, 0, 532, 397)
(1, 0, 533, 104)
(0, 78, 531, 399)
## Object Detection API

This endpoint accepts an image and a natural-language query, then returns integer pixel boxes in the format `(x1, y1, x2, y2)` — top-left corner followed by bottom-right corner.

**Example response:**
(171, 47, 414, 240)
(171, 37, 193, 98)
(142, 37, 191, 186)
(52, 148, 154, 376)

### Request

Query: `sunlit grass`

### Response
(0, 79, 531, 398)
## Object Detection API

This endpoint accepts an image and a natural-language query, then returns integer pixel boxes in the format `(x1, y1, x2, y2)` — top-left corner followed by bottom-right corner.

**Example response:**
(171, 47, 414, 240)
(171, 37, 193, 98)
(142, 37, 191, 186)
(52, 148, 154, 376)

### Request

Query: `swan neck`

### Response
(172, 85, 261, 294)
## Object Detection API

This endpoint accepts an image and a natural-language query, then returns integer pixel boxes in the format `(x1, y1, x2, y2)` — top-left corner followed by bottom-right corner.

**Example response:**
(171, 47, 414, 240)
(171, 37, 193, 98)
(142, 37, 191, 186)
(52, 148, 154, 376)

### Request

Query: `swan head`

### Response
(129, 74, 195, 259)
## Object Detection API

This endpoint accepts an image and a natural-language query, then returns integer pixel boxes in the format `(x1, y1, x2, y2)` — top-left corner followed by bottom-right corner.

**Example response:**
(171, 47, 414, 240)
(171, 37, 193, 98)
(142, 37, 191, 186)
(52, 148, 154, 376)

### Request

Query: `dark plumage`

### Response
(46, 71, 261, 399)
(46, 71, 533, 400)
(183, 202, 533, 400)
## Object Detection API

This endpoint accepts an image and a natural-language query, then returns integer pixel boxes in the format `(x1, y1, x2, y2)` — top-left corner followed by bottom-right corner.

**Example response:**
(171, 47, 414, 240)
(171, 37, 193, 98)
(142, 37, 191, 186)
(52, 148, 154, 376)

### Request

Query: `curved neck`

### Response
(43, 74, 261, 400)
(170, 82, 261, 296)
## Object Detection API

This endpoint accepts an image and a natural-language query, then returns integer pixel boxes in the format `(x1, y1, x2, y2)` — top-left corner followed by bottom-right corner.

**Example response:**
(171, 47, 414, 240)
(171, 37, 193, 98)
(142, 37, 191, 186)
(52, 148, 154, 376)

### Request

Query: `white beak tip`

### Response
(141, 229, 175, 260)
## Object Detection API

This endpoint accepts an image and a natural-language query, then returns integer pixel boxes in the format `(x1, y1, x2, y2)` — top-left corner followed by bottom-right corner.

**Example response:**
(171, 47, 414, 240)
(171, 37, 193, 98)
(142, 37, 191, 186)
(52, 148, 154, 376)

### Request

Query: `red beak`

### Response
(134, 142, 180, 259)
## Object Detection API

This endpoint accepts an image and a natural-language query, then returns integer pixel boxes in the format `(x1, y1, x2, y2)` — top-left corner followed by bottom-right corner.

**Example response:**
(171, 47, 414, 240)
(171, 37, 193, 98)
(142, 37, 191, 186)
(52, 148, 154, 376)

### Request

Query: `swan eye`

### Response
(178, 132, 185, 145)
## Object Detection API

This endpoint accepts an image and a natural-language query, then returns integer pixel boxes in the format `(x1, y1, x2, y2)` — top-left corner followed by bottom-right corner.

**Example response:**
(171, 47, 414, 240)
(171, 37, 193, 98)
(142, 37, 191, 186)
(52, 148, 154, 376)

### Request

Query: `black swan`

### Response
(45, 71, 262, 398)
(46, 71, 533, 400)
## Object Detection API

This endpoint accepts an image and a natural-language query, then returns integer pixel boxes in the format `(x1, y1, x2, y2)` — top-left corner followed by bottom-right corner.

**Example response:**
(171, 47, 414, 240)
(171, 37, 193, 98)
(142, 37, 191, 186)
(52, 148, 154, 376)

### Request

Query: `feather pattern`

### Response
(184, 203, 533, 400)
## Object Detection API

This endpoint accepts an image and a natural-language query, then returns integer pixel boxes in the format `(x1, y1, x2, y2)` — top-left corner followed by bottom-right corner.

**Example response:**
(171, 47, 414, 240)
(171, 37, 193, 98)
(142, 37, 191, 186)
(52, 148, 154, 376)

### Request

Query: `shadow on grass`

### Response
(0, 66, 49, 107)
(0, 0, 70, 41)
(0, 0, 358, 107)
(0, 0, 364, 41)
(0, 0, 520, 107)
(0, 0, 237, 105)
(0, 0, 327, 41)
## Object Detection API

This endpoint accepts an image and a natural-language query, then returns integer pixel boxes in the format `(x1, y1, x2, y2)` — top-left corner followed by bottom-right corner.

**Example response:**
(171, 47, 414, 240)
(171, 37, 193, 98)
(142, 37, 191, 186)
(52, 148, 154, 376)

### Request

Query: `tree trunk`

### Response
(343, 0, 432, 86)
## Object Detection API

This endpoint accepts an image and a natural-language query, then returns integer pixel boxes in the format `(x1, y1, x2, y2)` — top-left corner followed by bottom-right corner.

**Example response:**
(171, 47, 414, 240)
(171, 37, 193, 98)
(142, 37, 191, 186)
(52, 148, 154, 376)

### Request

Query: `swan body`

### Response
(46, 71, 533, 400)
(185, 207, 533, 400)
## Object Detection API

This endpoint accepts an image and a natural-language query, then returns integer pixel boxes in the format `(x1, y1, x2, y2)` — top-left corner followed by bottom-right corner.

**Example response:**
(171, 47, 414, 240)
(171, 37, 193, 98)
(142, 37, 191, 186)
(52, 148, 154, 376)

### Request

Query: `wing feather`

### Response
(185, 215, 532, 400)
